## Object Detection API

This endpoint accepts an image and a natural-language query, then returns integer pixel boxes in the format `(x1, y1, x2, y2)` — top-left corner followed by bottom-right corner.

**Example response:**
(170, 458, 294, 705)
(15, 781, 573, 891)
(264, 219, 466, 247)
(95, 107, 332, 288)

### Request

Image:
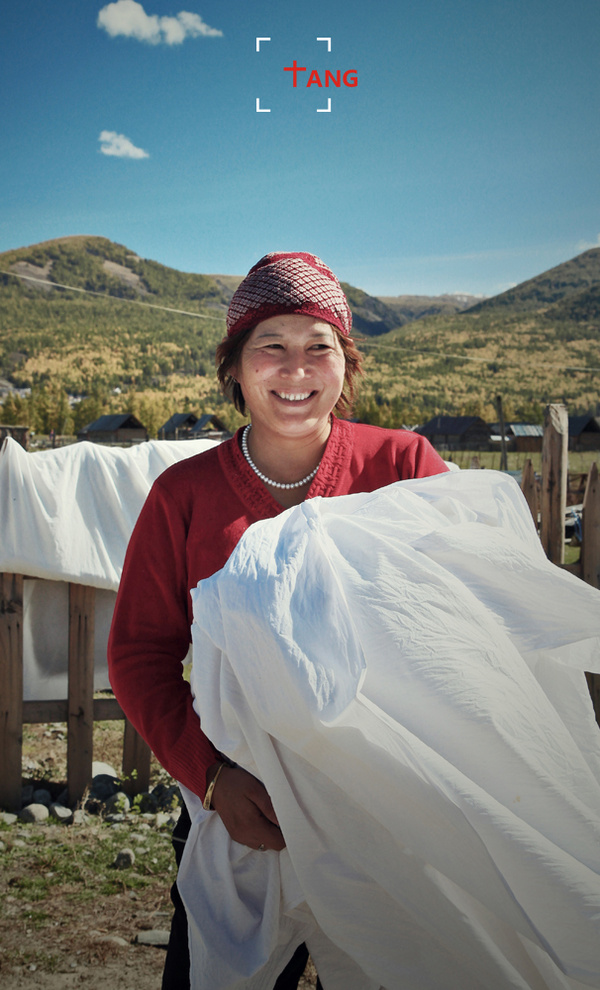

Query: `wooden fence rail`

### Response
(0, 576, 150, 813)
(1, 402, 599, 813)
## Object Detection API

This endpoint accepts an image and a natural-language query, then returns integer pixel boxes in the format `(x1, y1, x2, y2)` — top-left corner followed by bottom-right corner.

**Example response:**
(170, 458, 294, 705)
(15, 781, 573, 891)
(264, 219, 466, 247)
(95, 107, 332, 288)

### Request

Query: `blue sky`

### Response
(1, 0, 599, 297)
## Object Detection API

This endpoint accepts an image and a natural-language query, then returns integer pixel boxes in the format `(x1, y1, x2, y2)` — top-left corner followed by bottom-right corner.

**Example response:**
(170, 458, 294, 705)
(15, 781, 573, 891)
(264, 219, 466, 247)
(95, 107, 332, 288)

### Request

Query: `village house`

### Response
(414, 415, 491, 450)
(158, 412, 230, 441)
(77, 413, 148, 445)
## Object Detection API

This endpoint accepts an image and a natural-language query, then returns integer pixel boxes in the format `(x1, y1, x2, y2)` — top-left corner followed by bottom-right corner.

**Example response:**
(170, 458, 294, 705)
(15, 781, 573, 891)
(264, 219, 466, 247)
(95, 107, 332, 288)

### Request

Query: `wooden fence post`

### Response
(581, 462, 600, 726)
(67, 583, 95, 805)
(581, 463, 600, 589)
(520, 458, 538, 526)
(0, 574, 24, 812)
(122, 719, 152, 796)
(541, 404, 568, 565)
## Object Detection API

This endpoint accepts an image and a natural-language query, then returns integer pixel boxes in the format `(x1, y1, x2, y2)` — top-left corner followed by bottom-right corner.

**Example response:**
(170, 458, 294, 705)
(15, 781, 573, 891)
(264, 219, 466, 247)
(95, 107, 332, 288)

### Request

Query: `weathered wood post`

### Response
(541, 404, 568, 565)
(520, 458, 538, 526)
(495, 394, 508, 472)
(0, 573, 24, 812)
(67, 583, 95, 805)
(581, 463, 600, 589)
(581, 463, 600, 724)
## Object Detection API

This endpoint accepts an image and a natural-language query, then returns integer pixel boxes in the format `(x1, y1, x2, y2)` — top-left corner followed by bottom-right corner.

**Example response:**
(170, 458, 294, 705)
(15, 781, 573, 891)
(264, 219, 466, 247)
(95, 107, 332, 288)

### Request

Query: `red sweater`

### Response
(108, 418, 448, 798)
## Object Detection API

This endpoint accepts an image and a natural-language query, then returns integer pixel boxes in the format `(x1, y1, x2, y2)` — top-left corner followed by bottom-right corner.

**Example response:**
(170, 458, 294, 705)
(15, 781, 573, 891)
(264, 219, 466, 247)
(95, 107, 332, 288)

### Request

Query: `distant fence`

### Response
(1, 403, 599, 813)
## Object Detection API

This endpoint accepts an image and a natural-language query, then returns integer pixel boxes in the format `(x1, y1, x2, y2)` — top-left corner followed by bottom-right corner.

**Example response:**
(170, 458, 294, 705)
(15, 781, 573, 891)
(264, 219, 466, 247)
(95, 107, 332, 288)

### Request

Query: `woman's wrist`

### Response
(203, 756, 236, 810)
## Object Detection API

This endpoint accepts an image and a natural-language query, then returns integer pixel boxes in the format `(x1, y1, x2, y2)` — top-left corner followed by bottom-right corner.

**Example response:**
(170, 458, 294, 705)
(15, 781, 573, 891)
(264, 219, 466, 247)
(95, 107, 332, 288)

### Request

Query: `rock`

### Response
(19, 803, 49, 823)
(134, 792, 158, 814)
(0, 840, 5, 852)
(21, 784, 34, 805)
(33, 788, 52, 807)
(152, 784, 182, 811)
(112, 848, 135, 869)
(0, 812, 18, 826)
(104, 792, 131, 815)
(92, 761, 118, 779)
(49, 803, 73, 825)
(89, 774, 119, 802)
(155, 812, 172, 829)
(72, 809, 89, 825)
(135, 929, 170, 947)
(96, 935, 128, 947)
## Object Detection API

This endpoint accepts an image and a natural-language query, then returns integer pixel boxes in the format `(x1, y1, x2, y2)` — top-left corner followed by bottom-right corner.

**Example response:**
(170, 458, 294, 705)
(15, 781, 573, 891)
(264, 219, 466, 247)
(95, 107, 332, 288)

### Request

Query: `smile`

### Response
(273, 391, 314, 401)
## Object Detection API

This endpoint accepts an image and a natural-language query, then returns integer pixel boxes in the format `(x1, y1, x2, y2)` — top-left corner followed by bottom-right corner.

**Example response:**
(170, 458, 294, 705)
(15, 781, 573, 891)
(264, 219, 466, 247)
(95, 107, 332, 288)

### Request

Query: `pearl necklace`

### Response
(241, 425, 321, 490)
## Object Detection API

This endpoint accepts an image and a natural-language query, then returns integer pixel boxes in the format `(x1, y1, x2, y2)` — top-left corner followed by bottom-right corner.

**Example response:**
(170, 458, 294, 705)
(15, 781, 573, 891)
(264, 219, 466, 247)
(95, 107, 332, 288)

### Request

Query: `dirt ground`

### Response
(0, 722, 317, 988)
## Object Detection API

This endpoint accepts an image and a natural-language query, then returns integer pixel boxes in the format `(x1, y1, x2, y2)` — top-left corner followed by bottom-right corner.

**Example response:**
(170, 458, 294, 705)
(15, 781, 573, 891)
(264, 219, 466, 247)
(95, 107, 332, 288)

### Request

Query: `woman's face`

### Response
(233, 314, 346, 442)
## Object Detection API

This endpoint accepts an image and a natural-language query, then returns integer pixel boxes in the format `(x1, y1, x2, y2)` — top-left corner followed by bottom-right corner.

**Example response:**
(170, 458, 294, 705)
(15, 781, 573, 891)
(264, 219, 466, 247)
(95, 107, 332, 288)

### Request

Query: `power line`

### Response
(0, 269, 226, 322)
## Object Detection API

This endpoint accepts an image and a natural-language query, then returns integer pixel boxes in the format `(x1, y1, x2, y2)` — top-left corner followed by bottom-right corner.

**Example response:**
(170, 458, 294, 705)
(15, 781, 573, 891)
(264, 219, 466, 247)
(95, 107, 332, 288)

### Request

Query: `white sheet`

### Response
(183, 470, 600, 990)
(0, 435, 219, 699)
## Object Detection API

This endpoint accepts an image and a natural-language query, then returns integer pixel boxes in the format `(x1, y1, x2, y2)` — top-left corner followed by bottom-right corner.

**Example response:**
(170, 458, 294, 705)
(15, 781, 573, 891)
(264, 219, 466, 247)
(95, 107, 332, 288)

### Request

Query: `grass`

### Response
(440, 448, 599, 475)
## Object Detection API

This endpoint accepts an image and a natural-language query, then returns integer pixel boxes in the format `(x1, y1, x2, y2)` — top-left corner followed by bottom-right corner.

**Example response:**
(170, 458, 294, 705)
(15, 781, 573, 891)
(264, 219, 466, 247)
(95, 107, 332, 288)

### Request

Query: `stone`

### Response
(21, 784, 34, 805)
(96, 935, 128, 947)
(89, 774, 119, 802)
(72, 809, 89, 825)
(0, 812, 18, 826)
(33, 788, 52, 807)
(112, 848, 135, 869)
(104, 792, 131, 815)
(19, 803, 49, 823)
(134, 792, 158, 814)
(49, 803, 73, 824)
(135, 929, 170, 947)
(92, 761, 118, 779)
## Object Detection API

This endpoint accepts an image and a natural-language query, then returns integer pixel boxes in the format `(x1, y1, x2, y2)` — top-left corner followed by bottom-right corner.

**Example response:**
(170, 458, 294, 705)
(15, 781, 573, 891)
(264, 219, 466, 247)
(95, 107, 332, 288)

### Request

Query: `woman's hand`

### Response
(207, 763, 286, 852)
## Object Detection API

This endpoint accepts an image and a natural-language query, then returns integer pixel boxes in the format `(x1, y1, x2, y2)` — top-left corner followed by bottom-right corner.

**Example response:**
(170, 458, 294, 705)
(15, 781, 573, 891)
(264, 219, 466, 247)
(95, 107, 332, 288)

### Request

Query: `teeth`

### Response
(276, 392, 312, 401)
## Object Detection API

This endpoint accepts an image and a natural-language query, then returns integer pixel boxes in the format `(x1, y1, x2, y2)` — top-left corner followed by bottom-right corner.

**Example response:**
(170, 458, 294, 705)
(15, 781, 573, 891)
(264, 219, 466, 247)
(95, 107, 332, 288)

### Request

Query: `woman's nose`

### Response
(280, 352, 308, 377)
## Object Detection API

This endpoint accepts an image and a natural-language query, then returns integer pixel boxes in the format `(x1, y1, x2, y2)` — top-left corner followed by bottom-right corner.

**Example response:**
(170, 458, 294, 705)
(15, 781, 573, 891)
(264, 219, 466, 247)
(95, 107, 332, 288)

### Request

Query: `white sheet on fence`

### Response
(182, 470, 600, 990)
(0, 435, 219, 699)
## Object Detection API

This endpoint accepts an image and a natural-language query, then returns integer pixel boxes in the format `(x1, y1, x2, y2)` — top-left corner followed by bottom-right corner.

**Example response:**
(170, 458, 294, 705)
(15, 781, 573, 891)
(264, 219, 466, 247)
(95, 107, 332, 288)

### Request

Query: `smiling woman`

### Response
(108, 251, 448, 989)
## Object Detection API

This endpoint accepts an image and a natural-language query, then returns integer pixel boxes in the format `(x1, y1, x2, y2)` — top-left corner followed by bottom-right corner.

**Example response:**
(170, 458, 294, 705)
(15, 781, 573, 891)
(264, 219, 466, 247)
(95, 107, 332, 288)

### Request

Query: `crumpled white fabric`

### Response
(183, 470, 600, 990)
(0, 435, 219, 699)
(0, 435, 219, 589)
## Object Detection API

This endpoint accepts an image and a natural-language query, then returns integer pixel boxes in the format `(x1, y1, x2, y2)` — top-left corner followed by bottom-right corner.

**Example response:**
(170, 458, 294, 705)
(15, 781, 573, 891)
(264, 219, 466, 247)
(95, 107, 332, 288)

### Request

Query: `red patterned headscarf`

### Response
(226, 251, 352, 337)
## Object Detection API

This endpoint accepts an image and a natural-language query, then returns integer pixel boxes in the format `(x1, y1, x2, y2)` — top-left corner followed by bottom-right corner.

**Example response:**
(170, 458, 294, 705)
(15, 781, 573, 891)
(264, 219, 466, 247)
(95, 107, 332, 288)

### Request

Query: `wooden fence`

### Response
(1, 403, 599, 813)
(0, 577, 150, 813)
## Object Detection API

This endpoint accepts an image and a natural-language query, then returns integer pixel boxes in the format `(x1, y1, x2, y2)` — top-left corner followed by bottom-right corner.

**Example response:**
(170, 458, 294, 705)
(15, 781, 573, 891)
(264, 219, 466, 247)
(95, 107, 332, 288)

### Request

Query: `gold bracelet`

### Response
(203, 761, 227, 811)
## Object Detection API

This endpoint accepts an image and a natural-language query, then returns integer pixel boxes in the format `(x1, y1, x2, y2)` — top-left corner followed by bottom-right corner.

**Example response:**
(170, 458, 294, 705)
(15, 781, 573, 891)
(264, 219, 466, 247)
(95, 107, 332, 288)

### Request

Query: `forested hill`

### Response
(1, 236, 599, 435)
(356, 247, 600, 428)
(467, 247, 600, 315)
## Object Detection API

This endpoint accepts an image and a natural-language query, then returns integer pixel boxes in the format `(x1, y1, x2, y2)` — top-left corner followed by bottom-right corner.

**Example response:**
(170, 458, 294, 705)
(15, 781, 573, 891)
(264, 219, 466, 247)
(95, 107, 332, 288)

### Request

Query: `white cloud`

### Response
(97, 1, 223, 45)
(99, 130, 149, 159)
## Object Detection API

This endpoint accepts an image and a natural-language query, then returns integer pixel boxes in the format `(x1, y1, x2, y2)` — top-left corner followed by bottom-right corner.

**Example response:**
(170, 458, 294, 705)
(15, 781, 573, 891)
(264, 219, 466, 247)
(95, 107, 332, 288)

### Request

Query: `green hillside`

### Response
(468, 247, 600, 313)
(0, 237, 599, 435)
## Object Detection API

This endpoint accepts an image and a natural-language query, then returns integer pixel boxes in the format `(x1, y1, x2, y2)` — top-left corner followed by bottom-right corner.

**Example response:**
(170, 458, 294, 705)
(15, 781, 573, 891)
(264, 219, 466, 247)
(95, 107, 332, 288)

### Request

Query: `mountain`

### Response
(1, 237, 598, 434)
(376, 293, 481, 325)
(358, 248, 600, 427)
(467, 247, 600, 313)
(0, 236, 404, 433)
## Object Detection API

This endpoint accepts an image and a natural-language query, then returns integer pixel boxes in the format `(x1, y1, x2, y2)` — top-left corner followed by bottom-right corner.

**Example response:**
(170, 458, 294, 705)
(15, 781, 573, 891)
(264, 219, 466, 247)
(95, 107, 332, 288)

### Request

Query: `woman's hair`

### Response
(215, 326, 363, 417)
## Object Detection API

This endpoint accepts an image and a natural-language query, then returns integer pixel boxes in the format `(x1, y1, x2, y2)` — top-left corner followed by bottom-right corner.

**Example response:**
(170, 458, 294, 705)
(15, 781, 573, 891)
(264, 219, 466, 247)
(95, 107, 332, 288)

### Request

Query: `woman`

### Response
(108, 251, 448, 988)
